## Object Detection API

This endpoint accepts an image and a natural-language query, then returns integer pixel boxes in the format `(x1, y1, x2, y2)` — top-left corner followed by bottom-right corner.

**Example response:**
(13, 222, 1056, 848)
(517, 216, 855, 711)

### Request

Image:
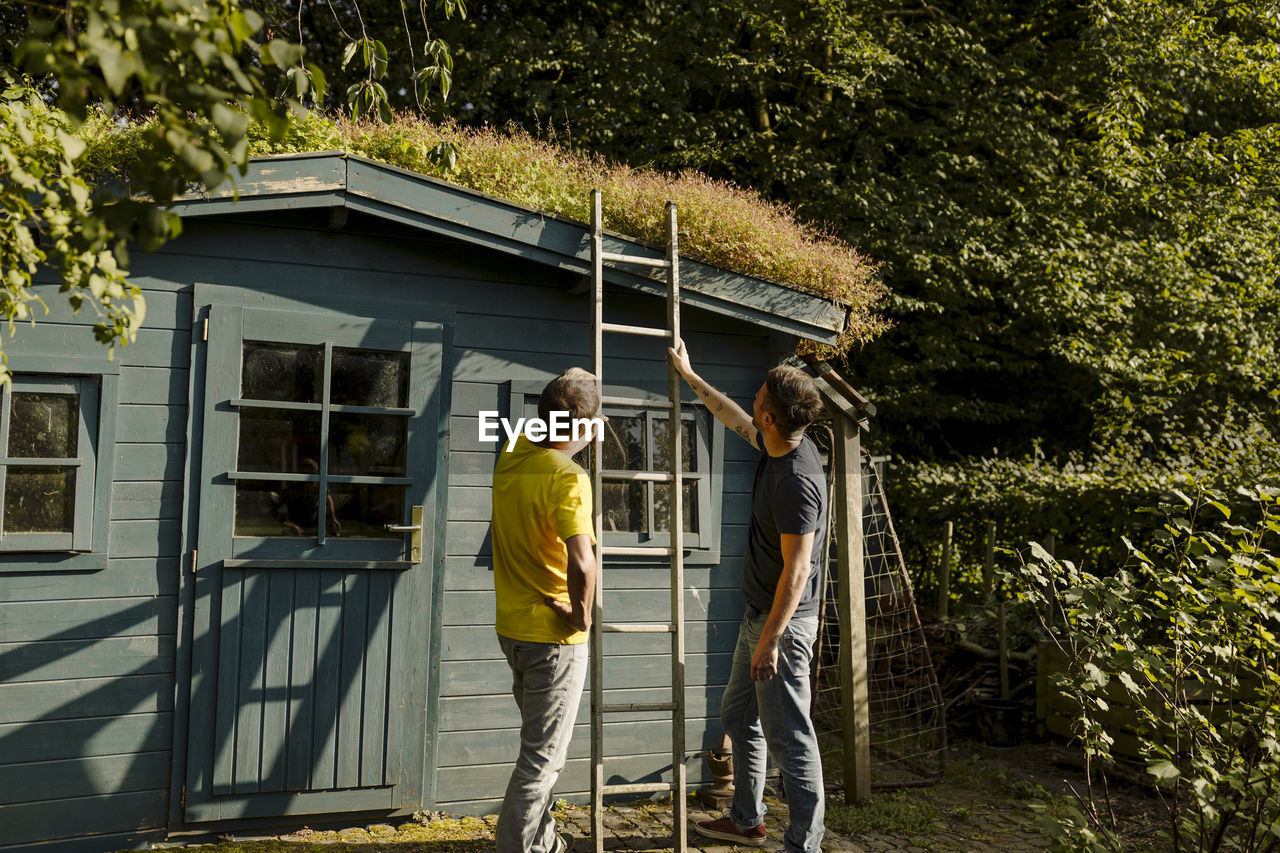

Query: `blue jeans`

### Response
(721, 609, 824, 853)
(496, 635, 588, 853)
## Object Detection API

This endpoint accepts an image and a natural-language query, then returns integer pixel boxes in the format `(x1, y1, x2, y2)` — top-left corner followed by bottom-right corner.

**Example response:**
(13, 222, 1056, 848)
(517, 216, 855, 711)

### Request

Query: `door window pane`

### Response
(242, 342, 323, 403)
(8, 393, 78, 459)
(328, 413, 407, 476)
(328, 484, 403, 538)
(4, 466, 75, 532)
(330, 349, 409, 408)
(237, 408, 322, 474)
(235, 481, 324, 537)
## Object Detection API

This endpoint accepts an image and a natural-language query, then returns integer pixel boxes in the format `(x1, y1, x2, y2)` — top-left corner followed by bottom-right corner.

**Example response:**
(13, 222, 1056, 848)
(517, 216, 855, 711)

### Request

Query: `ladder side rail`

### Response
(589, 188, 607, 851)
(665, 200, 688, 849)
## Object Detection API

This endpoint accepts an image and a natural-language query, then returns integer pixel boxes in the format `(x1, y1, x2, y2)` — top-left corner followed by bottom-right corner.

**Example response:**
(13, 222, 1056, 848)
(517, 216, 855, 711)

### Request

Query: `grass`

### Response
(946, 751, 1050, 802)
(825, 790, 941, 836)
(77, 108, 888, 353)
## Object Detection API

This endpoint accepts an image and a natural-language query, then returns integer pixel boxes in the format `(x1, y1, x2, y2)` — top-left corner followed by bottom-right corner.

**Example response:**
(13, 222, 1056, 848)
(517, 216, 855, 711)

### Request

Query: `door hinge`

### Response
(201, 317, 209, 341)
(179, 784, 186, 810)
(190, 548, 198, 575)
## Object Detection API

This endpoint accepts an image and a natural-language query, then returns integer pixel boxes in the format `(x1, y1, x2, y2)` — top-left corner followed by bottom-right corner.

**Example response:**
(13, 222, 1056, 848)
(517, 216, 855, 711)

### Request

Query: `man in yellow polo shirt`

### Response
(492, 367, 600, 853)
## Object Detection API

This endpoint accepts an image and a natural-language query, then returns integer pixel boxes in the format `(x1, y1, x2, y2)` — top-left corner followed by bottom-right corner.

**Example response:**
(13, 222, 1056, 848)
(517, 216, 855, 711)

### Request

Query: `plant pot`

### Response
(975, 698, 1024, 747)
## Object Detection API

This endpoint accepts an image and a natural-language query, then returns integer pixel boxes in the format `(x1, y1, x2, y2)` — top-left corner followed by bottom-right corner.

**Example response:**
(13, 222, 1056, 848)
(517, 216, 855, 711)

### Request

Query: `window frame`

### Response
(211, 304, 442, 566)
(0, 356, 118, 572)
(507, 380, 724, 565)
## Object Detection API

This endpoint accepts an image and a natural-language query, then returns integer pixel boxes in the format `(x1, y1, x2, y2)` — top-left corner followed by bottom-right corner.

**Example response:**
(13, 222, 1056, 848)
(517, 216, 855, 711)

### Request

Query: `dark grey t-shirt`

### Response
(742, 432, 828, 617)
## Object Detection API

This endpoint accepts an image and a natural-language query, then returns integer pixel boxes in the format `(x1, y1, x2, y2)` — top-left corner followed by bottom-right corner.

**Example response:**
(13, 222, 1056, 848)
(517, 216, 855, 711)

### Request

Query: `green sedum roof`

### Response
(81, 110, 888, 352)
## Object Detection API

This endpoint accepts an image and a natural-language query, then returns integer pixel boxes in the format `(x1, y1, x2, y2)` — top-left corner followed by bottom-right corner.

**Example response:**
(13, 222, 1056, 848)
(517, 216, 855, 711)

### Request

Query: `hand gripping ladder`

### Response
(589, 189, 688, 852)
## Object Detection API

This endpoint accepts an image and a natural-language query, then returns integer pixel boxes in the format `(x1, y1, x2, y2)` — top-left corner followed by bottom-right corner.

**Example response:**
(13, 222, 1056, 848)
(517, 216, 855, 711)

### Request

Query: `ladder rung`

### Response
(603, 470, 677, 483)
(602, 702, 679, 713)
(601, 251, 670, 269)
(602, 781, 675, 795)
(602, 622, 674, 633)
(600, 395, 679, 409)
(601, 322, 669, 339)
(602, 545, 675, 557)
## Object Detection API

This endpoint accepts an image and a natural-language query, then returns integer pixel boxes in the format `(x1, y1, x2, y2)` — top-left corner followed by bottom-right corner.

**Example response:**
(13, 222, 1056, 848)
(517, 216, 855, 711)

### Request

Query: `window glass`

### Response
(652, 417, 696, 473)
(0, 376, 105, 556)
(242, 342, 323, 403)
(601, 415, 645, 470)
(654, 482, 698, 534)
(235, 481, 327, 538)
(602, 482, 646, 533)
(328, 413, 407, 476)
(327, 483, 403, 538)
(330, 349, 409, 408)
(9, 393, 78, 458)
(235, 341, 411, 544)
(5, 466, 75, 532)
(597, 410, 704, 538)
(237, 408, 322, 473)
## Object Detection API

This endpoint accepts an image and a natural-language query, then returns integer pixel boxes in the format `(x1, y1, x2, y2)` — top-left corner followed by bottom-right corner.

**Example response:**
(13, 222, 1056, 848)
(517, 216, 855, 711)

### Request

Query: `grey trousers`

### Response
(496, 634, 589, 853)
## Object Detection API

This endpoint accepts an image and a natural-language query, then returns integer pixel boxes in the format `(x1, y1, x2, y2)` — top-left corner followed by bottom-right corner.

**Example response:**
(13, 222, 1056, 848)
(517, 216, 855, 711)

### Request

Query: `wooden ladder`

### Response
(588, 189, 688, 853)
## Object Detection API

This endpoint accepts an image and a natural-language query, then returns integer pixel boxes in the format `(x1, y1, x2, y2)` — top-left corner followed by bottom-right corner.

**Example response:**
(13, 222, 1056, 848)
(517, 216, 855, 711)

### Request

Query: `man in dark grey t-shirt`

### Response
(668, 340, 828, 853)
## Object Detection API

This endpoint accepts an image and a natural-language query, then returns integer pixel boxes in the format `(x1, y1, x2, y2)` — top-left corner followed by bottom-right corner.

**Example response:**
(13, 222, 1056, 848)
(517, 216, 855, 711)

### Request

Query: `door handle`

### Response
(385, 505, 424, 562)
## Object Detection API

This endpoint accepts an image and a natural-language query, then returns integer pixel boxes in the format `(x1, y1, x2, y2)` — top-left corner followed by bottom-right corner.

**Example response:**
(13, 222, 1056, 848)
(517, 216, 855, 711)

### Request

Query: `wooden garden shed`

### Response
(0, 151, 860, 852)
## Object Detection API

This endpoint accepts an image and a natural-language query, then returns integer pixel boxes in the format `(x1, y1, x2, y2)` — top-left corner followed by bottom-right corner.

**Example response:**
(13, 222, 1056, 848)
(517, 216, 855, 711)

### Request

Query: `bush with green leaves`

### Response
(1009, 485, 1280, 853)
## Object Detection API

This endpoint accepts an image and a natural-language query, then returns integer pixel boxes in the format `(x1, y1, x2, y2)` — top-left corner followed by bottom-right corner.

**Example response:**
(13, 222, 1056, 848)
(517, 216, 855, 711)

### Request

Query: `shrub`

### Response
(1009, 484, 1280, 853)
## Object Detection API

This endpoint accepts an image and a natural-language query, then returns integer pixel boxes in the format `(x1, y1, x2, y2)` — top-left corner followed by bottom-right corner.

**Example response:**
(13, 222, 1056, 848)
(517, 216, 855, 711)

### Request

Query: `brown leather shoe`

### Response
(693, 815, 767, 846)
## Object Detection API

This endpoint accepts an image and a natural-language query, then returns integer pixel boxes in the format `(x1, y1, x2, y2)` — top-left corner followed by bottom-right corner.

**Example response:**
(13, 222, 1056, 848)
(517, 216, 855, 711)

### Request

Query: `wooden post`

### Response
(983, 520, 996, 604)
(1043, 532, 1057, 631)
(938, 521, 952, 620)
(997, 598, 1009, 700)
(832, 412, 870, 802)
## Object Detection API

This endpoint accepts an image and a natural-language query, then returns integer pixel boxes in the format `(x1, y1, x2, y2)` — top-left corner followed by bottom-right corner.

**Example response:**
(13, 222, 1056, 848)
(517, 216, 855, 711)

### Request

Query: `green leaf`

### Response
(341, 40, 360, 70)
(227, 11, 261, 43)
(96, 44, 137, 95)
(1147, 760, 1180, 781)
(261, 40, 304, 69)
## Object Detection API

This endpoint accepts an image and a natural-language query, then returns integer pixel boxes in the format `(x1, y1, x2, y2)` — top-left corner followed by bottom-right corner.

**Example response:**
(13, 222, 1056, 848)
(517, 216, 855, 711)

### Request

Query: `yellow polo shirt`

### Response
(492, 436, 594, 644)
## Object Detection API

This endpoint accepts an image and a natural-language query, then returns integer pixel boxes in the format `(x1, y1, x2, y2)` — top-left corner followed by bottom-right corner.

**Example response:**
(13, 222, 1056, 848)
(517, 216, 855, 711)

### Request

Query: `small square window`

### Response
(595, 410, 701, 537)
(508, 381, 723, 562)
(0, 376, 100, 553)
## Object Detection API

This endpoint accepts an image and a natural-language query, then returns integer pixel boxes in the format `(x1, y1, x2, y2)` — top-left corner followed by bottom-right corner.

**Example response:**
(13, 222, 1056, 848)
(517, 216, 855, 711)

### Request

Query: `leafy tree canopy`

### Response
(419, 0, 1280, 562)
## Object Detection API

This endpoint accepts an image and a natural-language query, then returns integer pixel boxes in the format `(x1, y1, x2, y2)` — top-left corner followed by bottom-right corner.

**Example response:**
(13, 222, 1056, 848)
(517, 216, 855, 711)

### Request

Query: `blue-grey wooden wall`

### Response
(0, 208, 781, 850)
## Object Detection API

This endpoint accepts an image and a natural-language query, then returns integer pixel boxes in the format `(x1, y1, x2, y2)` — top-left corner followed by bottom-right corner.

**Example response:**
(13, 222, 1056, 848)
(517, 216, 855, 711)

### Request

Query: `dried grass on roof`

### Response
(83, 110, 889, 349)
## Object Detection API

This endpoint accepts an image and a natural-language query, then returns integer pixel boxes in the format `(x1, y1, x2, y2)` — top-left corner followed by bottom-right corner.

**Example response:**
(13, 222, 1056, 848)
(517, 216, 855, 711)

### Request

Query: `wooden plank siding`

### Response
(0, 206, 782, 847)
(0, 274, 190, 852)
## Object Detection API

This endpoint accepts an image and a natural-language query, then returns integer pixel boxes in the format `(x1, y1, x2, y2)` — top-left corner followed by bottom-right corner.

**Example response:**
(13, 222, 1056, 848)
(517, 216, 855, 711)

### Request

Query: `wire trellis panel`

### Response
(812, 450, 947, 790)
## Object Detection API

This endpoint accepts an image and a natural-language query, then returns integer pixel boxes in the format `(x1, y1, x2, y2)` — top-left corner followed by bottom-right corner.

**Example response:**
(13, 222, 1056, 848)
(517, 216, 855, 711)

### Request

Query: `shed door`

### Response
(184, 304, 445, 822)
